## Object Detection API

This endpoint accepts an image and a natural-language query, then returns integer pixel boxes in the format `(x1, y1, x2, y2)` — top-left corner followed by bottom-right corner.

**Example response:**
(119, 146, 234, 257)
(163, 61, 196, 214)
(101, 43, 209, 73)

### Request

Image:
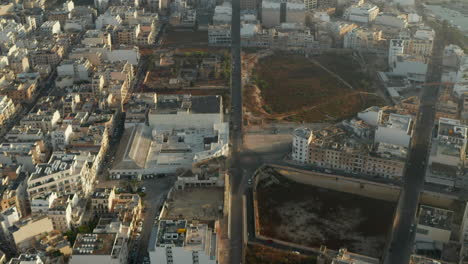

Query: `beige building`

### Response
(9, 216, 54, 251)
(29, 50, 61, 67)
(47, 197, 69, 232)
(0, 95, 17, 125)
(292, 124, 406, 179)
(108, 188, 142, 225)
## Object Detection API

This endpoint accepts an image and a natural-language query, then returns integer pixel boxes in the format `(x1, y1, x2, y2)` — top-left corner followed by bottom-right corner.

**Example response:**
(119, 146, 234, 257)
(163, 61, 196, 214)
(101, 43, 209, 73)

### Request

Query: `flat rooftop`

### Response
(151, 95, 221, 115)
(387, 113, 411, 132)
(30, 153, 77, 180)
(438, 119, 467, 139)
(418, 205, 453, 231)
(156, 220, 187, 247)
(309, 125, 371, 155)
(73, 233, 116, 255)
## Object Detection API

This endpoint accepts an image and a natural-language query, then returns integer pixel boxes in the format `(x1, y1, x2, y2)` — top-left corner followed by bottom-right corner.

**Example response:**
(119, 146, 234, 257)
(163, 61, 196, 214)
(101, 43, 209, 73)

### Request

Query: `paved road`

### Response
(134, 177, 175, 264)
(384, 24, 443, 263)
(228, 0, 244, 261)
(384, 85, 438, 264)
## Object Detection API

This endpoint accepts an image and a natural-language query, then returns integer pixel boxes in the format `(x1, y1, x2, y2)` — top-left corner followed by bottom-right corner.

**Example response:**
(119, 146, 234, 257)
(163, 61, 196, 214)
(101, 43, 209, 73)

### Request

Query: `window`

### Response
(416, 228, 428, 235)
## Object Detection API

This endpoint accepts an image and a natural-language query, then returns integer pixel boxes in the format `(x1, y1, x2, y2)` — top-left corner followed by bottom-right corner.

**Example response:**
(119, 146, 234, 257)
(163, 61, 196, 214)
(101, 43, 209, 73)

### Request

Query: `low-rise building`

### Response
(69, 233, 128, 264)
(292, 118, 407, 179)
(343, 27, 385, 53)
(391, 55, 428, 82)
(426, 118, 467, 188)
(4, 126, 44, 143)
(343, 3, 379, 24)
(8, 254, 44, 264)
(416, 205, 453, 244)
(149, 220, 217, 264)
(7, 216, 54, 252)
(0, 170, 30, 217)
(374, 13, 408, 29)
(0, 143, 36, 172)
(30, 193, 57, 215)
(19, 110, 61, 133)
(111, 95, 229, 178)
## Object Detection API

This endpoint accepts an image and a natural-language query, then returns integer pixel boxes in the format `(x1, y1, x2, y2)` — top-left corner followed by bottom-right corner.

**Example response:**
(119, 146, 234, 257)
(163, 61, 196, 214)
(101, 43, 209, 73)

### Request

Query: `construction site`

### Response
(252, 165, 468, 260)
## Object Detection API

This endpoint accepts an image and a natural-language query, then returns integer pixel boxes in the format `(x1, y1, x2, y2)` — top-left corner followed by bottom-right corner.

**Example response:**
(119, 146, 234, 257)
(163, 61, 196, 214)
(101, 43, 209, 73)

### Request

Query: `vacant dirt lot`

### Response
(246, 244, 317, 264)
(257, 175, 395, 258)
(248, 53, 384, 123)
(315, 53, 373, 91)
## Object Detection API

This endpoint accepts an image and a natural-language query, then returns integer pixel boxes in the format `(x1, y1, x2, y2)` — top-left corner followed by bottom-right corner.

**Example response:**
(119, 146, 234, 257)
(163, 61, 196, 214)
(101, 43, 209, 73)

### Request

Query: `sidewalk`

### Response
(217, 215, 231, 264)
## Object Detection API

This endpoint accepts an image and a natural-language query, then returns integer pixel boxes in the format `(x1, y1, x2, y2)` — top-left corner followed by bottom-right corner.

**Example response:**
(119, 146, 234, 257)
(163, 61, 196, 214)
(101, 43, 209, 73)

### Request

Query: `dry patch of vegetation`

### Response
(248, 53, 384, 123)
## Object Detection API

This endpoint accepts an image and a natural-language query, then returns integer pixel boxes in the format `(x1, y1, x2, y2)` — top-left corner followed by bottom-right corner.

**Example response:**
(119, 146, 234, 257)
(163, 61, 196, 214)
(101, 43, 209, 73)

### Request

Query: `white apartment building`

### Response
(208, 25, 231, 46)
(0, 143, 36, 172)
(388, 39, 405, 68)
(5, 126, 44, 143)
(344, 4, 379, 24)
(95, 14, 122, 30)
(27, 152, 95, 200)
(30, 193, 58, 215)
(149, 220, 217, 264)
(292, 127, 312, 163)
(19, 110, 61, 133)
(392, 55, 428, 82)
(40, 21, 61, 35)
(0, 207, 20, 235)
(426, 118, 467, 187)
(57, 59, 92, 82)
